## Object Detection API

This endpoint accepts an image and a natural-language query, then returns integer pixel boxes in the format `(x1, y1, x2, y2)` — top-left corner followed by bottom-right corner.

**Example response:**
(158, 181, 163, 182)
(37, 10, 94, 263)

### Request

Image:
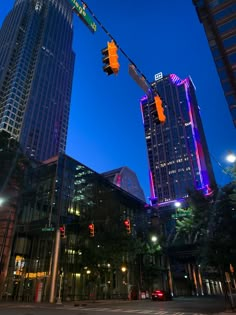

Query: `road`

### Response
(0, 296, 232, 315)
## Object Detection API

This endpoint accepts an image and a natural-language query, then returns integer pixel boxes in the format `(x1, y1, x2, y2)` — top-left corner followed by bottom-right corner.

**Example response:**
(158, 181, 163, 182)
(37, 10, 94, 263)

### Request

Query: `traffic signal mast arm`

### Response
(67, 0, 97, 33)
(71, 0, 166, 124)
(80, 1, 152, 86)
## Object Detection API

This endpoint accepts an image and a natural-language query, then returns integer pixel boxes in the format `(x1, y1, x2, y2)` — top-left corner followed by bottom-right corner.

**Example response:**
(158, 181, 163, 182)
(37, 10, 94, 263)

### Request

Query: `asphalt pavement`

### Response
(0, 296, 235, 315)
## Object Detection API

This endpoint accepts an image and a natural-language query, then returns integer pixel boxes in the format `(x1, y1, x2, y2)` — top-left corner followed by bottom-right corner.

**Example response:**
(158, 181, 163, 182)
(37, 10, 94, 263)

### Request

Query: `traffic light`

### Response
(124, 219, 131, 234)
(154, 95, 166, 124)
(59, 225, 66, 238)
(101, 40, 120, 75)
(88, 223, 95, 237)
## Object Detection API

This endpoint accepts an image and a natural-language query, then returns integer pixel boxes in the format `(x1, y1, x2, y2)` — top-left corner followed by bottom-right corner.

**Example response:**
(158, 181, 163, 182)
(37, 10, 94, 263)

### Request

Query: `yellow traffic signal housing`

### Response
(154, 95, 166, 124)
(102, 40, 120, 75)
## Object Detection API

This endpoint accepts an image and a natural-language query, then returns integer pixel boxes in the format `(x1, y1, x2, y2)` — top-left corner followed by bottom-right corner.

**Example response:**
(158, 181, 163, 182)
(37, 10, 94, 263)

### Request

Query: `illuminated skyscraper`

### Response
(193, 0, 236, 127)
(140, 73, 216, 205)
(0, 0, 75, 160)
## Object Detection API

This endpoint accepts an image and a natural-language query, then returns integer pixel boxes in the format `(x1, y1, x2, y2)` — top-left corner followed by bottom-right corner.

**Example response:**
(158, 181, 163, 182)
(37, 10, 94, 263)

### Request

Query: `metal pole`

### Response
(167, 257, 174, 296)
(56, 273, 63, 304)
(192, 265, 199, 296)
(225, 272, 235, 310)
(49, 229, 60, 303)
(197, 266, 204, 295)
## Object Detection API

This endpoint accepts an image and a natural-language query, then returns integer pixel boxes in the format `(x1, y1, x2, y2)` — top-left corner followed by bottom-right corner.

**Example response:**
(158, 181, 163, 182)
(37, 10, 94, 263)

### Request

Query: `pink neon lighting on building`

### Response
(149, 169, 156, 198)
(169, 74, 210, 194)
(115, 174, 122, 187)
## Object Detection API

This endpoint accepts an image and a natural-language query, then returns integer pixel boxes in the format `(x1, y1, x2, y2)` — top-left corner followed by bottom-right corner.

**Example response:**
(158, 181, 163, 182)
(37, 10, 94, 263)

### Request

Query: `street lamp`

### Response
(226, 152, 236, 163)
(174, 201, 181, 220)
(174, 201, 181, 208)
(151, 235, 158, 243)
(0, 198, 4, 206)
(121, 266, 127, 273)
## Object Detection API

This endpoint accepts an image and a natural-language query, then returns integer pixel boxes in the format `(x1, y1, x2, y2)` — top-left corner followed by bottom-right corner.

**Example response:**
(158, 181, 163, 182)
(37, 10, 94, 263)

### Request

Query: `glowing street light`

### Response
(0, 198, 5, 207)
(174, 201, 181, 208)
(151, 235, 158, 243)
(226, 152, 236, 163)
(121, 266, 127, 273)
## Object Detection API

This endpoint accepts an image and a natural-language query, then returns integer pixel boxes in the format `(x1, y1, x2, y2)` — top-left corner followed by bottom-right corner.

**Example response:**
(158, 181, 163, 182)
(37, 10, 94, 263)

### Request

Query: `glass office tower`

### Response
(4, 153, 149, 302)
(140, 73, 216, 205)
(0, 0, 75, 161)
(193, 0, 236, 127)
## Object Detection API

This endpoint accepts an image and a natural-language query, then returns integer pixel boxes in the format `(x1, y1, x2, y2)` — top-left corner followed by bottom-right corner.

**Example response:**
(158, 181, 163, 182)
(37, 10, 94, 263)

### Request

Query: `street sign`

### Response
(128, 64, 150, 94)
(42, 227, 55, 232)
(68, 0, 97, 33)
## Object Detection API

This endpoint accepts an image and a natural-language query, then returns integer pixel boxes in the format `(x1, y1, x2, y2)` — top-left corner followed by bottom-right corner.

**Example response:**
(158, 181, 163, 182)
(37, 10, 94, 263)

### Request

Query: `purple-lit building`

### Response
(140, 73, 216, 205)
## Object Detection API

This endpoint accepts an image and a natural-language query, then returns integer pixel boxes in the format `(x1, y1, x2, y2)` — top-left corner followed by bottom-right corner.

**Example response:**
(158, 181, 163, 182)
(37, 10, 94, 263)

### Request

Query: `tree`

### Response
(171, 189, 212, 246)
(206, 182, 236, 270)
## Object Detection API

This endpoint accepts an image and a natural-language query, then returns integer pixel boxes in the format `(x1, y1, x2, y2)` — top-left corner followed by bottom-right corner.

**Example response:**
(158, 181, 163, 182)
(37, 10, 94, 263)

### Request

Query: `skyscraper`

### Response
(193, 0, 236, 127)
(140, 73, 216, 205)
(0, 0, 75, 161)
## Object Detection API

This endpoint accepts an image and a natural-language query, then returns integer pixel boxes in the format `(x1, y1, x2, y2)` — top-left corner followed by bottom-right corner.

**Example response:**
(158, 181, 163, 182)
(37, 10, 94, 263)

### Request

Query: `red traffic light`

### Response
(88, 223, 95, 237)
(124, 219, 131, 234)
(59, 225, 66, 238)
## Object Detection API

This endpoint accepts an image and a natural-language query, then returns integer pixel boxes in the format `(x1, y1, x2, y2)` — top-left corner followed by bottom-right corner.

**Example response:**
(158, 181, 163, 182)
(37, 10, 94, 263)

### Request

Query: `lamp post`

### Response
(121, 266, 129, 299)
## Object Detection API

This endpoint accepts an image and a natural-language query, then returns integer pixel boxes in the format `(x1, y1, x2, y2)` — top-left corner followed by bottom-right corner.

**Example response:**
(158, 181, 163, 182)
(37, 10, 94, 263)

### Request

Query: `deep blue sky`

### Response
(1, 0, 235, 202)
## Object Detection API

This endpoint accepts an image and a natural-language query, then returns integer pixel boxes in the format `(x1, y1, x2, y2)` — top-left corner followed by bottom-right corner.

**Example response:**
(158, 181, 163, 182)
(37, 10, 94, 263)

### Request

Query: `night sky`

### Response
(1, 0, 235, 202)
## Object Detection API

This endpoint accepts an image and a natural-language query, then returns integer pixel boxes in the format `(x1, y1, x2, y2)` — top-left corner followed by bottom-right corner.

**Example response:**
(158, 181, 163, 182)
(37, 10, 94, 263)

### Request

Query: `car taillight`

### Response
(157, 292, 163, 296)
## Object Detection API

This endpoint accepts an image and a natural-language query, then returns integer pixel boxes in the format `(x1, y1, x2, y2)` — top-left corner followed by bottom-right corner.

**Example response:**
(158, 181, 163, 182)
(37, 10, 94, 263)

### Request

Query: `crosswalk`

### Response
(54, 305, 207, 315)
(1, 304, 208, 315)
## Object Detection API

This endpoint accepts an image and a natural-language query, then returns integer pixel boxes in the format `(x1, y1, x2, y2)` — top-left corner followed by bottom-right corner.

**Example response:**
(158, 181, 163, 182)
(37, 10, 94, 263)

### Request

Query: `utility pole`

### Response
(49, 229, 61, 303)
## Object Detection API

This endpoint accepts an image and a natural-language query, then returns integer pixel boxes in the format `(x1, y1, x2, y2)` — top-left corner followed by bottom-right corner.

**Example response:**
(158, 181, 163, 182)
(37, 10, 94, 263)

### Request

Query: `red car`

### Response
(151, 290, 172, 301)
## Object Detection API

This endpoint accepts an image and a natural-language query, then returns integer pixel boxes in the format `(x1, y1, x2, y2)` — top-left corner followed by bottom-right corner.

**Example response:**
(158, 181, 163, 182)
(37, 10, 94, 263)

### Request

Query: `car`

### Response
(151, 289, 172, 301)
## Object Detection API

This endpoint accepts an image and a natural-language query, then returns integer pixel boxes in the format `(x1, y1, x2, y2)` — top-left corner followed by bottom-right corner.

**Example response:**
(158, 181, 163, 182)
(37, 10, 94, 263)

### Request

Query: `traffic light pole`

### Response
(49, 229, 61, 303)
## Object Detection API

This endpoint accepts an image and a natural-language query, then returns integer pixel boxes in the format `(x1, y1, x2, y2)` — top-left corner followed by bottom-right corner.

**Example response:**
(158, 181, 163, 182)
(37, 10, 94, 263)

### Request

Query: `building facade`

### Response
(0, 0, 75, 161)
(2, 153, 154, 302)
(140, 73, 216, 205)
(102, 167, 146, 202)
(193, 0, 236, 127)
